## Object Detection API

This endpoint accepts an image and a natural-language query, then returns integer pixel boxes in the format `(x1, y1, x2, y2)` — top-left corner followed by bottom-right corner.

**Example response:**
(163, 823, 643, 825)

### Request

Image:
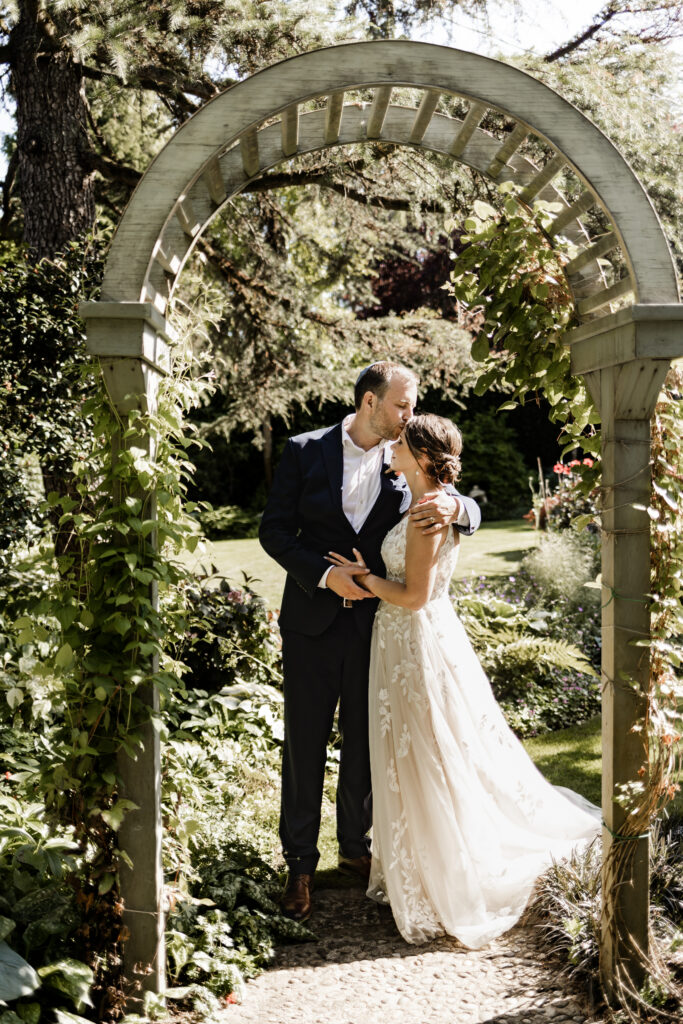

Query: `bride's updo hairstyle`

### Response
(403, 414, 462, 485)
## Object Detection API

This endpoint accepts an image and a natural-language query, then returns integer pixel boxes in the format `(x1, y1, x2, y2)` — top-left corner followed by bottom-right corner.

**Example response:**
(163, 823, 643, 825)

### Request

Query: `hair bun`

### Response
(434, 452, 461, 485)
(403, 414, 463, 485)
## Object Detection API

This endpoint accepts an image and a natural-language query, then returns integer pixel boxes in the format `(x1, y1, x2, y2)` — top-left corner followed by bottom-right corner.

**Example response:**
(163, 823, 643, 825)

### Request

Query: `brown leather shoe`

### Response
(280, 873, 313, 921)
(338, 854, 371, 880)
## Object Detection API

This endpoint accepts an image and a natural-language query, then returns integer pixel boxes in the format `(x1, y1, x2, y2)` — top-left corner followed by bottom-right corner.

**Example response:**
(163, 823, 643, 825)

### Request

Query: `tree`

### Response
(0, 0, 493, 257)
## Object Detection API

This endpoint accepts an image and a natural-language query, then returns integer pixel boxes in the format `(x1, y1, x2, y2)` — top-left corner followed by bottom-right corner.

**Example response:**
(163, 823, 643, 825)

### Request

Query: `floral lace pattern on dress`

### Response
(366, 515, 600, 948)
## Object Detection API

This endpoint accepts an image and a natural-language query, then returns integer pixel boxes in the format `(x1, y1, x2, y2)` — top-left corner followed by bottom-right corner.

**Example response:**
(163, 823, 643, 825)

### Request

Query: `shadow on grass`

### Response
(524, 716, 602, 806)
(496, 548, 531, 563)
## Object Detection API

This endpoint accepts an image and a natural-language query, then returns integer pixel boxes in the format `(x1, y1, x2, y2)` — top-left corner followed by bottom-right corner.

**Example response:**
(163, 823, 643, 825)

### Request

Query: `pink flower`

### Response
(582, 458, 594, 467)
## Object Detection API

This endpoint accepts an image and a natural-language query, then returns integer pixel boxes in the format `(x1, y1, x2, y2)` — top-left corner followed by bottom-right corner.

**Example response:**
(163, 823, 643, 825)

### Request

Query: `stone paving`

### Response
(220, 883, 602, 1024)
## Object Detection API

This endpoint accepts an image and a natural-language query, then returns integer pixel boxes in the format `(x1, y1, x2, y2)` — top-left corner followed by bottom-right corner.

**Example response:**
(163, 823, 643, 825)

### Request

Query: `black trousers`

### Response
(280, 610, 373, 874)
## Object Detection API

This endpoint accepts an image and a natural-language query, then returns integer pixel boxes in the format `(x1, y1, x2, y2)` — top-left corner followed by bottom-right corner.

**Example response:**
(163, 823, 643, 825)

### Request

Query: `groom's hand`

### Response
(409, 491, 460, 535)
(326, 565, 371, 600)
(325, 550, 371, 600)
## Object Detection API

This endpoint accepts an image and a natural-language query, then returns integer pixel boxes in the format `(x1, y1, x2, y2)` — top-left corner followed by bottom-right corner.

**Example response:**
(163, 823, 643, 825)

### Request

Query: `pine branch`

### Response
(77, 62, 201, 115)
(545, 3, 620, 61)
(245, 169, 445, 213)
(196, 235, 338, 328)
(82, 149, 141, 189)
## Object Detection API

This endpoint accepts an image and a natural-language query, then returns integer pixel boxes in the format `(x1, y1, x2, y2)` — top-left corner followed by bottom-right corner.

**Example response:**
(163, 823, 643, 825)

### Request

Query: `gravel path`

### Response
(220, 883, 601, 1024)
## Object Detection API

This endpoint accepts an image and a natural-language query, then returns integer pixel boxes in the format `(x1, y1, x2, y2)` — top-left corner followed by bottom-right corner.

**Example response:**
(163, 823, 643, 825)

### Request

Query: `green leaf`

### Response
(0, 941, 41, 1000)
(473, 200, 497, 221)
(15, 1004, 41, 1024)
(38, 959, 93, 1010)
(98, 874, 115, 895)
(6, 687, 23, 710)
(0, 1011, 26, 1024)
(652, 480, 678, 510)
(111, 615, 131, 637)
(55, 643, 74, 669)
(0, 917, 14, 943)
(53, 1012, 93, 1024)
(100, 799, 139, 832)
(55, 606, 79, 631)
(471, 335, 489, 362)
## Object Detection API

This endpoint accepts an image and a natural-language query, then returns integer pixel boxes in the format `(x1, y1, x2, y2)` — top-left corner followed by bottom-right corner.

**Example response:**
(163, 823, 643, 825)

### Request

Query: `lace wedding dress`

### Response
(367, 515, 600, 948)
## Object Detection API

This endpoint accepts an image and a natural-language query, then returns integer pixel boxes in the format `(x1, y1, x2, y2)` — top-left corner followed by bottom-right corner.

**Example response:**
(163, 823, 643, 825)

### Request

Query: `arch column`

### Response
(566, 304, 683, 996)
(80, 301, 173, 1004)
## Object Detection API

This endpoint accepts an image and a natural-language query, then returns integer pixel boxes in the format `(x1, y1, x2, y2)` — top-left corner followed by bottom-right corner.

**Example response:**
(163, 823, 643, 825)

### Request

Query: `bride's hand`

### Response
(326, 549, 374, 591)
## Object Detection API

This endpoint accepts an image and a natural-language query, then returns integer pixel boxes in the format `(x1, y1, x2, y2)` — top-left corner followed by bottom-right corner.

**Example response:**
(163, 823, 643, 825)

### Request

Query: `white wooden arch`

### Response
(99, 39, 678, 322)
(81, 40, 683, 1008)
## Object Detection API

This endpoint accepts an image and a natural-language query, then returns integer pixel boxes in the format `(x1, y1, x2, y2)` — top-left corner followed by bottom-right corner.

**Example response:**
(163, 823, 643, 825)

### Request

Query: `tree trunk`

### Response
(11, 5, 95, 258)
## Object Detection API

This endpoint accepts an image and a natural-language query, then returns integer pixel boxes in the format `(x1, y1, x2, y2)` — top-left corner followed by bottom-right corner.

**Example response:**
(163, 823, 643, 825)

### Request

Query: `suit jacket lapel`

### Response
(360, 454, 410, 536)
(321, 423, 347, 525)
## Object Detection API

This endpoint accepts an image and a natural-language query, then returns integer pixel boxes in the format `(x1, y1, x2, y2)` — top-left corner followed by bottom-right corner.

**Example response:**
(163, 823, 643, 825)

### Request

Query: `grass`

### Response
(523, 715, 602, 806)
(183, 518, 538, 608)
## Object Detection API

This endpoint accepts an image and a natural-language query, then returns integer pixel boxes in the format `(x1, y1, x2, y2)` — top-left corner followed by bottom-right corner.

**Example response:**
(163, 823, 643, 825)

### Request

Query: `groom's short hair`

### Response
(354, 361, 418, 410)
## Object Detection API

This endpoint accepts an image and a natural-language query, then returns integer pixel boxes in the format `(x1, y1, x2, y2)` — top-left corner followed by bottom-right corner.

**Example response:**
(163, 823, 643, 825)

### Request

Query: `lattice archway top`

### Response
(99, 39, 679, 328)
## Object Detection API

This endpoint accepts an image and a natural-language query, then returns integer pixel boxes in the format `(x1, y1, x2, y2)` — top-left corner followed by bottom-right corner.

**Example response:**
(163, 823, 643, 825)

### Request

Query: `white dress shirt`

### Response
(319, 415, 469, 589)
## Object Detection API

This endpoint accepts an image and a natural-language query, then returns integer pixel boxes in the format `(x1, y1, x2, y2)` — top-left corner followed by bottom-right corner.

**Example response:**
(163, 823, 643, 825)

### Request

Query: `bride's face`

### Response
(390, 430, 423, 477)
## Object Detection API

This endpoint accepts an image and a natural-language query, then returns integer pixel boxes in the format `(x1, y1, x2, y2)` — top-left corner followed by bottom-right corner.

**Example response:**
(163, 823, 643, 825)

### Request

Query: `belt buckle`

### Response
(342, 598, 352, 609)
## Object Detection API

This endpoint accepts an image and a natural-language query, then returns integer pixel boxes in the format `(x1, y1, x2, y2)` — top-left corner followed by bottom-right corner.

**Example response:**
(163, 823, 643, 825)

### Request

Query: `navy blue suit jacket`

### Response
(259, 423, 481, 637)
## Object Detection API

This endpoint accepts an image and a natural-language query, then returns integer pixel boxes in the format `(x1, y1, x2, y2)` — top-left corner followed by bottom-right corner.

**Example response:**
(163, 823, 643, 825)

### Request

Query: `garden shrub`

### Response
(521, 529, 600, 607)
(0, 794, 99, 1021)
(166, 838, 312, 1009)
(197, 504, 261, 540)
(177, 576, 282, 696)
(454, 567, 601, 737)
(161, 684, 308, 1011)
(529, 809, 683, 1013)
(456, 409, 532, 520)
(546, 461, 600, 532)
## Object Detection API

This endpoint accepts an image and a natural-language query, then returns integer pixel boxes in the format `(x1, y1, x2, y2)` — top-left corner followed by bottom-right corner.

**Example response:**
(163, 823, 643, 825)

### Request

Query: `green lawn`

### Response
(523, 715, 602, 805)
(184, 518, 538, 608)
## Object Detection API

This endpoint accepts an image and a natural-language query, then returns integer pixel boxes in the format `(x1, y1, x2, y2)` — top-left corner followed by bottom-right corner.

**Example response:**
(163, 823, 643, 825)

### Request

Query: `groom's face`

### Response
(368, 376, 418, 441)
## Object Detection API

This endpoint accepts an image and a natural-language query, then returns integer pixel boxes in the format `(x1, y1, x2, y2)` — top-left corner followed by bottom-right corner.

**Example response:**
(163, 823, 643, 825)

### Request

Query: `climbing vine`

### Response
(449, 186, 683, 1015)
(7, 331, 211, 1013)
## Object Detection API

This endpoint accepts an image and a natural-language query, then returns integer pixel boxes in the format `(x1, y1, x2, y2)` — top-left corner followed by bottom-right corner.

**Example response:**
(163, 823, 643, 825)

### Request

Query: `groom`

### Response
(259, 362, 481, 921)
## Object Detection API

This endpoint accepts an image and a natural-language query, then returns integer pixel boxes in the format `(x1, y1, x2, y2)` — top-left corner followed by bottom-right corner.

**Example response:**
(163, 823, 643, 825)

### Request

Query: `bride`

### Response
(326, 413, 600, 949)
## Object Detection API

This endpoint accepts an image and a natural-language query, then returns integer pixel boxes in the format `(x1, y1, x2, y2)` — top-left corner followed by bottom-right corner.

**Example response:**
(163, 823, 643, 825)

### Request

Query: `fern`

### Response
(465, 620, 597, 678)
